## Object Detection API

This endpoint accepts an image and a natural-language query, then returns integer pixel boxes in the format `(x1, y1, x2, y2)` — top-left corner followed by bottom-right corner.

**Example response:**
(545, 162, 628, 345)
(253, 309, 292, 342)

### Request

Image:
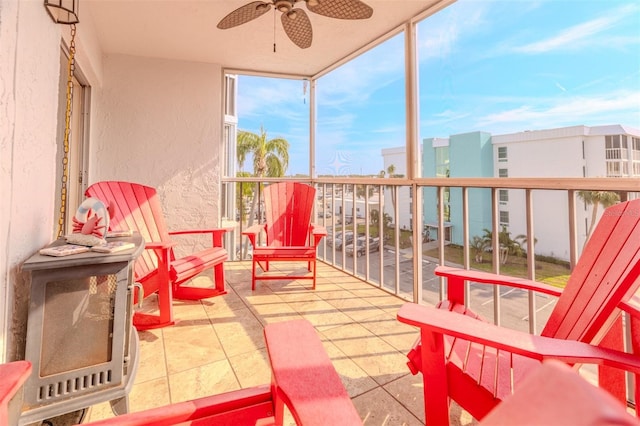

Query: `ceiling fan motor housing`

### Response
(275, 0, 295, 13)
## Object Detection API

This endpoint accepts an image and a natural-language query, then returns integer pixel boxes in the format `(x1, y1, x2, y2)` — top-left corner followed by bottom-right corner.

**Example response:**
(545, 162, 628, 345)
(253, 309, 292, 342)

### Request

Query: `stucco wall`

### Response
(0, 0, 62, 361)
(1, 2, 224, 361)
(90, 54, 224, 258)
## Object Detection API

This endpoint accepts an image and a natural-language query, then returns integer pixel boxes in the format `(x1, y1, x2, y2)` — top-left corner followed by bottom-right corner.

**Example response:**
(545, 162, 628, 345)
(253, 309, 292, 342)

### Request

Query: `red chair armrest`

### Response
(310, 224, 327, 237)
(397, 303, 640, 374)
(435, 265, 562, 298)
(243, 224, 266, 247)
(242, 224, 265, 237)
(310, 224, 327, 247)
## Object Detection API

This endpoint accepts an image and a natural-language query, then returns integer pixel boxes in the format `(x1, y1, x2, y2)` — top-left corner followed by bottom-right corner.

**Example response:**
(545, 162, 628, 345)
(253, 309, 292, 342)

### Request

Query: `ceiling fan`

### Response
(217, 0, 373, 49)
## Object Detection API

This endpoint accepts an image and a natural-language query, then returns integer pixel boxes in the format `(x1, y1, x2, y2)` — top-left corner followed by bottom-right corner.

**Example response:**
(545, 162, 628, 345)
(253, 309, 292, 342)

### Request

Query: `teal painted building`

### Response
(422, 131, 493, 246)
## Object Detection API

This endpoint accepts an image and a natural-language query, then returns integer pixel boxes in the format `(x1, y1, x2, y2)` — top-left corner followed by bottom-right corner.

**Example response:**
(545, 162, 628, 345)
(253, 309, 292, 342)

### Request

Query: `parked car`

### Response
(345, 237, 380, 257)
(328, 231, 355, 250)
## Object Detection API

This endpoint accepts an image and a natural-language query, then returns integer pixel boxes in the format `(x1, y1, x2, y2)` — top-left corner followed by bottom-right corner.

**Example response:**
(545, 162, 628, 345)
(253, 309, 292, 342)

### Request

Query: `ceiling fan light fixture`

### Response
(256, 3, 269, 12)
(287, 10, 298, 19)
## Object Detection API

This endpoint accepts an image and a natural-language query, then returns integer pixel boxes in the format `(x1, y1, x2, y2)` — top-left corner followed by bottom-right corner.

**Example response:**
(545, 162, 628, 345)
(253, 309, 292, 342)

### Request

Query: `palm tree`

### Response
(470, 235, 490, 263)
(577, 191, 620, 246)
(482, 227, 523, 265)
(387, 164, 396, 177)
(237, 126, 289, 178)
(237, 127, 289, 254)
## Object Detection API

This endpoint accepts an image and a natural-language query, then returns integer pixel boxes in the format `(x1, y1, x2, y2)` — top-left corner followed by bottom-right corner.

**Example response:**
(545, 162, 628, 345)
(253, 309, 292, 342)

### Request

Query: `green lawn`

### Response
(424, 244, 571, 288)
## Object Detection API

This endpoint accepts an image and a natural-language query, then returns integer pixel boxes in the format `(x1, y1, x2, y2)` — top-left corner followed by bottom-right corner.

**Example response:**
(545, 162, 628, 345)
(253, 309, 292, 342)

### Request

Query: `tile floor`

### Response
(83, 261, 477, 425)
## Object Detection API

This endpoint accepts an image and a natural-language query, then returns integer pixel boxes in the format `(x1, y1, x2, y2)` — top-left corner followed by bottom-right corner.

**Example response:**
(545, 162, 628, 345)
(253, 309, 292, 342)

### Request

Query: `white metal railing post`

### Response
(568, 190, 578, 271)
(394, 185, 401, 294)
(438, 186, 446, 301)
(413, 183, 423, 303)
(525, 189, 537, 334)
(462, 187, 470, 306)
(379, 183, 385, 288)
(491, 187, 501, 326)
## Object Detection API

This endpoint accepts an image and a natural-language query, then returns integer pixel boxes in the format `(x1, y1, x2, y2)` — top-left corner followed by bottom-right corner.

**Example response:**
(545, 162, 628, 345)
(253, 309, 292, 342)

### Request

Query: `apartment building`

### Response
(490, 124, 640, 260)
(382, 124, 640, 261)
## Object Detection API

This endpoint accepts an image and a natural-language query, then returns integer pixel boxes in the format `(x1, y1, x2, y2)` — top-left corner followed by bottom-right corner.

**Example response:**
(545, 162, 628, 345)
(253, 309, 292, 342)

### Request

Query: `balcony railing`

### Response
(223, 176, 640, 337)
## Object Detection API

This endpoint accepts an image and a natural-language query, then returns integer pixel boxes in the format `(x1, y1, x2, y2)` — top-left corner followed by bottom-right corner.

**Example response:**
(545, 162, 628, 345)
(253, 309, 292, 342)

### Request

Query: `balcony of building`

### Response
(75, 176, 639, 425)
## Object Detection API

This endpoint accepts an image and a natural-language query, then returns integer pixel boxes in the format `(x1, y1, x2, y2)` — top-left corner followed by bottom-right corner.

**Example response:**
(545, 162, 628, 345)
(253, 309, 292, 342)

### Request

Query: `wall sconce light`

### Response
(44, 0, 79, 24)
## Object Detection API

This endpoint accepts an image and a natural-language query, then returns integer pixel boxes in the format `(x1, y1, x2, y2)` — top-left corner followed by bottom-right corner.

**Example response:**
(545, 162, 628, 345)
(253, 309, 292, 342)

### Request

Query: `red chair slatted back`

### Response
(542, 198, 640, 343)
(264, 182, 315, 247)
(85, 181, 172, 282)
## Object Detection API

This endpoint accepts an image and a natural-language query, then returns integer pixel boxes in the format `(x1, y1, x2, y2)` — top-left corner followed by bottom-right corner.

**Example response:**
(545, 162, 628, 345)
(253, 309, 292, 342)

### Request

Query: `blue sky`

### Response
(237, 0, 640, 176)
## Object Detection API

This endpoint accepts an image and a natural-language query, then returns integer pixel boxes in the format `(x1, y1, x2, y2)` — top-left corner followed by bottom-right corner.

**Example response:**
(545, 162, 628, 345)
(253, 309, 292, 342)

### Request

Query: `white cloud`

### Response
(472, 89, 640, 132)
(512, 4, 639, 54)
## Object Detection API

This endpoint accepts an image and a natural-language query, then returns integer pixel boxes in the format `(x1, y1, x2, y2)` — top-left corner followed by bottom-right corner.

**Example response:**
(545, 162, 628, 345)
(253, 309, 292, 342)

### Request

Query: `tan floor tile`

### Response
(244, 291, 293, 322)
(130, 376, 171, 411)
(251, 299, 303, 325)
(326, 293, 388, 323)
(201, 292, 248, 320)
(322, 323, 409, 385)
(162, 321, 226, 374)
(359, 312, 419, 353)
(168, 359, 240, 403)
(171, 298, 209, 321)
(212, 308, 266, 356)
(353, 387, 423, 426)
(315, 281, 349, 292)
(361, 293, 407, 314)
(321, 340, 379, 398)
(83, 377, 170, 422)
(273, 287, 323, 304)
(228, 348, 272, 388)
(383, 374, 425, 423)
(134, 329, 167, 383)
(288, 299, 354, 331)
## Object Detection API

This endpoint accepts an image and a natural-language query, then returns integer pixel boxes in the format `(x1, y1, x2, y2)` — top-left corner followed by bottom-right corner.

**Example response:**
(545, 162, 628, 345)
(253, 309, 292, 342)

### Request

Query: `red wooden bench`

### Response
(86, 181, 229, 330)
(1, 320, 361, 426)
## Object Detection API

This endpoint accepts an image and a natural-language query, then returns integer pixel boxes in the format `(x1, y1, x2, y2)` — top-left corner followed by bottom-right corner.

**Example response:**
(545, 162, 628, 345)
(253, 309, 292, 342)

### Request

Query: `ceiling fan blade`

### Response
(217, 1, 272, 29)
(281, 9, 313, 49)
(306, 0, 373, 19)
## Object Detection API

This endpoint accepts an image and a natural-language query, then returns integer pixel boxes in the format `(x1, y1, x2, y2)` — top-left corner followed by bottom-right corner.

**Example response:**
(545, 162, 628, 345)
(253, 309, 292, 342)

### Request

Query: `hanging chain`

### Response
(56, 24, 77, 238)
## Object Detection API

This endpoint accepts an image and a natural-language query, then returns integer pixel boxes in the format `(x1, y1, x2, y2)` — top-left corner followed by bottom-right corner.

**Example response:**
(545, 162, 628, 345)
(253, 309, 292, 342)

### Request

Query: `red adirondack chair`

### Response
(398, 198, 640, 425)
(242, 182, 327, 290)
(86, 181, 228, 330)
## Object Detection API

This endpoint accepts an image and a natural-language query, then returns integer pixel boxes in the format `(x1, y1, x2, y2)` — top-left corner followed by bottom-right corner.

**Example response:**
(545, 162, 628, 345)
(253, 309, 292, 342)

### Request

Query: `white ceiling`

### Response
(85, 0, 453, 78)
